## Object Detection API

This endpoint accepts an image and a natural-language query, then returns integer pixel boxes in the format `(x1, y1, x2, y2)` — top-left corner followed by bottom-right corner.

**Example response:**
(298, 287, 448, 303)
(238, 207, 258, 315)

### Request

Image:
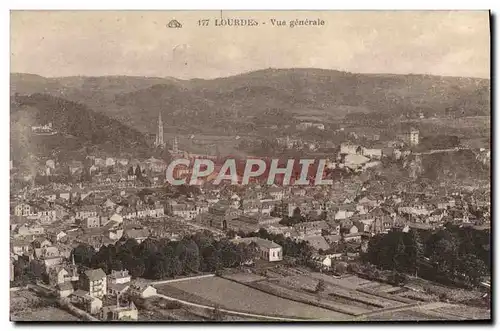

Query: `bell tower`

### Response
(155, 111, 165, 148)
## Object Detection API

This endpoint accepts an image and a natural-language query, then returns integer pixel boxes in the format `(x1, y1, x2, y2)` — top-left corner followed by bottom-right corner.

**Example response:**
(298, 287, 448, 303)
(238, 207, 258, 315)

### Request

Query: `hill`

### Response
(421, 149, 490, 183)
(10, 93, 152, 167)
(10, 68, 490, 135)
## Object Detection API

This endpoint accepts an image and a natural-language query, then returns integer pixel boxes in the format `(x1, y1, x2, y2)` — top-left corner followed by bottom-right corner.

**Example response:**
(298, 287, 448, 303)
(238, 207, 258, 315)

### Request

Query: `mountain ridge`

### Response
(11, 68, 490, 135)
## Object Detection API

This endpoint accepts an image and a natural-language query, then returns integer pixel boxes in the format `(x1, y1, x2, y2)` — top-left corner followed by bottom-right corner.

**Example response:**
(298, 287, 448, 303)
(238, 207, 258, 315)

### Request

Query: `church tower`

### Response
(155, 111, 165, 148)
(173, 136, 179, 154)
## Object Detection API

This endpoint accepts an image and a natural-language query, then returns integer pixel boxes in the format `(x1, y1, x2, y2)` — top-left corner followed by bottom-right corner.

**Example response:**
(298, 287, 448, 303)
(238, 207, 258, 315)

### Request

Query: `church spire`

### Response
(155, 110, 164, 148)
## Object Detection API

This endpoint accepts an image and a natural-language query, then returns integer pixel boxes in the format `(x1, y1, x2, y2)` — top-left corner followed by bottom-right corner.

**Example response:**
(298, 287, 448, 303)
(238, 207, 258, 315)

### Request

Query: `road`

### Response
(183, 220, 225, 236)
(153, 293, 310, 321)
(151, 274, 215, 285)
(413, 147, 469, 156)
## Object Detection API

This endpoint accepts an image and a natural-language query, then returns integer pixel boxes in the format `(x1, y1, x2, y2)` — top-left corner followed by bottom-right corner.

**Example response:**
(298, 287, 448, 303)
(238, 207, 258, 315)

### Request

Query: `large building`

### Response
(409, 128, 420, 146)
(232, 237, 283, 262)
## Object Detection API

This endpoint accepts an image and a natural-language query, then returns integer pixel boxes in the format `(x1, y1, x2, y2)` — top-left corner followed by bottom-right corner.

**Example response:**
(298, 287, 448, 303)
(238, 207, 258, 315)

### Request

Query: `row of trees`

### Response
(71, 231, 258, 280)
(363, 224, 490, 287)
(69, 228, 316, 281)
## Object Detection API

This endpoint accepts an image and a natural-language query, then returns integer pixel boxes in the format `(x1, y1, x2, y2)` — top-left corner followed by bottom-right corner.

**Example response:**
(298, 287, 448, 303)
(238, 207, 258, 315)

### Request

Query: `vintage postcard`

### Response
(10, 10, 491, 322)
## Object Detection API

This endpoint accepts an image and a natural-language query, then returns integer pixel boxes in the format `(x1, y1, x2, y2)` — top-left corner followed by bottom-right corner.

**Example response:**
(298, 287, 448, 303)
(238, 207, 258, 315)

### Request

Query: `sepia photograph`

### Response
(9, 10, 491, 322)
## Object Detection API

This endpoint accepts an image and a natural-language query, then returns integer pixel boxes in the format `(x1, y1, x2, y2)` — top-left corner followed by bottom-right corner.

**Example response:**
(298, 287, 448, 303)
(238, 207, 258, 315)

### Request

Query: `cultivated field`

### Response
(155, 267, 491, 322)
(157, 276, 350, 320)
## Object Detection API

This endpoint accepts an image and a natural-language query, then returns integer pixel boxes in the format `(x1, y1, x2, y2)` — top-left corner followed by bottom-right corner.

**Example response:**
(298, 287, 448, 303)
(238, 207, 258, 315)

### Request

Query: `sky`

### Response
(10, 10, 490, 79)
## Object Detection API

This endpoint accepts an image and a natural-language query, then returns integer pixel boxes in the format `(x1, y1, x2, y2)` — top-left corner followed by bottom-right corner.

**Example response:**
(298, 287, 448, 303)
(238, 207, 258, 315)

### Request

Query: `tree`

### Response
(389, 271, 409, 286)
(176, 239, 201, 273)
(71, 243, 96, 266)
(456, 254, 488, 285)
(407, 230, 424, 276)
(393, 235, 407, 271)
(129, 259, 145, 278)
(135, 165, 142, 179)
(315, 279, 326, 293)
(333, 262, 347, 275)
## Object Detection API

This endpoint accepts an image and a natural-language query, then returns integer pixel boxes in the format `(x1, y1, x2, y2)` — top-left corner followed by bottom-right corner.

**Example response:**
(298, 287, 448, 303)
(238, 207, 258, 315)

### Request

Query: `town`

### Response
(9, 10, 491, 323)
(10, 109, 491, 321)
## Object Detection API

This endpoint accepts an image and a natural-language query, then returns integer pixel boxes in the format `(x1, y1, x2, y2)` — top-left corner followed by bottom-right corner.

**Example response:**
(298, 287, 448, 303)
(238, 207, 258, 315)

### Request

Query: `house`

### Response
(107, 283, 130, 298)
(150, 204, 165, 218)
(108, 270, 131, 284)
(241, 199, 260, 215)
(267, 186, 285, 201)
(70, 290, 103, 314)
(343, 154, 370, 169)
(76, 205, 99, 220)
(103, 198, 118, 210)
(362, 147, 383, 160)
(311, 255, 332, 270)
(49, 264, 78, 286)
(40, 255, 64, 269)
(100, 301, 138, 321)
(57, 282, 75, 298)
(302, 235, 330, 252)
(260, 201, 275, 216)
(81, 215, 101, 228)
(167, 201, 199, 220)
(344, 232, 363, 242)
(105, 157, 116, 167)
(119, 207, 137, 220)
(34, 246, 60, 259)
(324, 234, 342, 245)
(123, 228, 149, 244)
(296, 122, 325, 131)
(232, 237, 283, 262)
(294, 221, 329, 237)
(14, 203, 36, 217)
(108, 228, 124, 241)
(36, 204, 57, 223)
(17, 224, 45, 237)
(11, 239, 31, 256)
(342, 224, 359, 235)
(52, 230, 67, 242)
(109, 213, 124, 225)
(340, 142, 362, 155)
(332, 204, 357, 220)
(327, 222, 341, 235)
(79, 268, 107, 299)
(127, 281, 157, 298)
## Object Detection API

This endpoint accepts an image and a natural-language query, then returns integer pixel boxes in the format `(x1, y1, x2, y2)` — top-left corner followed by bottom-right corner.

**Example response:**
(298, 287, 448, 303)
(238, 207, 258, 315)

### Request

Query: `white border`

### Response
(1, 1, 497, 331)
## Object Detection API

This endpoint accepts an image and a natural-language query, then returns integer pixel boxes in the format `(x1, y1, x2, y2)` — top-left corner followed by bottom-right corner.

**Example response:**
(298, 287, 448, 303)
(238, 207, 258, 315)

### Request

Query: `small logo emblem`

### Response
(167, 20, 182, 28)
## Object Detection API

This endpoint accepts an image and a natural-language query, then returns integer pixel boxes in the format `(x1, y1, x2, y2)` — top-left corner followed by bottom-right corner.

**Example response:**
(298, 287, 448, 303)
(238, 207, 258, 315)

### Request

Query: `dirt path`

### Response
(151, 274, 215, 285)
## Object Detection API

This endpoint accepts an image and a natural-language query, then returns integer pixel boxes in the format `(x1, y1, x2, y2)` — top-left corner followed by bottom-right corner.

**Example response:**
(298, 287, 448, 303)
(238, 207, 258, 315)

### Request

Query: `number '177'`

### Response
(198, 19, 210, 26)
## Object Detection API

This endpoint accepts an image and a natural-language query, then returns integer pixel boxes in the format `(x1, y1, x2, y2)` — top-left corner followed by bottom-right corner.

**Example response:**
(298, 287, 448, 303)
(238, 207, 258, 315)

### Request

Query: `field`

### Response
(153, 266, 491, 322)
(156, 276, 350, 320)
(10, 289, 80, 322)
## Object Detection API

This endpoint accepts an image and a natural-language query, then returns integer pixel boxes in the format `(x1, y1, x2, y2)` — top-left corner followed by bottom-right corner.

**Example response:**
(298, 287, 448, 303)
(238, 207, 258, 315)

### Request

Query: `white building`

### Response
(296, 122, 325, 131)
(409, 128, 419, 146)
(233, 237, 283, 262)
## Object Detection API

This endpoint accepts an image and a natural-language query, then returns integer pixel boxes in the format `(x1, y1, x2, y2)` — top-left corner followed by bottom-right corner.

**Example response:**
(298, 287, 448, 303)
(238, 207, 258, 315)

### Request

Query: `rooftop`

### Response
(233, 237, 282, 249)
